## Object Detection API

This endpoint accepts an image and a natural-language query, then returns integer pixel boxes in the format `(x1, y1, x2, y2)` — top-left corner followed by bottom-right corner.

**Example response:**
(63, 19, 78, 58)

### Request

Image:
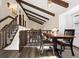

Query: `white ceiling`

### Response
(23, 0, 79, 15)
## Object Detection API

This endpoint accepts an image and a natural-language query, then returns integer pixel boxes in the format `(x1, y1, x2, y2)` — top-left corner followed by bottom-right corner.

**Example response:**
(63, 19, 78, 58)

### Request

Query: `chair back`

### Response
(27, 29, 42, 46)
(64, 29, 75, 43)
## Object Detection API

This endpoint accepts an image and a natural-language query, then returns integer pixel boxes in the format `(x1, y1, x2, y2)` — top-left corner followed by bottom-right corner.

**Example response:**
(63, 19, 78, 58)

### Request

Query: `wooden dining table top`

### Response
(43, 33, 74, 39)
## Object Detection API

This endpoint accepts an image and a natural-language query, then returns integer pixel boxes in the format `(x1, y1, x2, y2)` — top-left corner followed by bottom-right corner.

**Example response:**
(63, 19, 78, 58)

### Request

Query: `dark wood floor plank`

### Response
(0, 50, 18, 58)
(34, 48, 41, 58)
(19, 47, 29, 58)
(29, 47, 35, 58)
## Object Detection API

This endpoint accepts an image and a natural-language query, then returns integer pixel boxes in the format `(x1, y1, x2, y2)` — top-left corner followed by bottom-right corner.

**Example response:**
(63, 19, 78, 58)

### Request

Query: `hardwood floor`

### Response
(19, 47, 54, 58)
(0, 47, 54, 58)
(0, 47, 79, 58)
(0, 50, 19, 58)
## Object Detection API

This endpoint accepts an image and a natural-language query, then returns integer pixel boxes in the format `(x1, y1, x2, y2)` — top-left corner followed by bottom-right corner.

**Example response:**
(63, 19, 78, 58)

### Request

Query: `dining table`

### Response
(43, 33, 75, 57)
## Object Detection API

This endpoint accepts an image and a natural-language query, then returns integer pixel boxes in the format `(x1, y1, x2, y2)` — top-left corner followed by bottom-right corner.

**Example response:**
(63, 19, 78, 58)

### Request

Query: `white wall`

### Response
(59, 5, 79, 33)
(0, 0, 9, 20)
(59, 5, 79, 47)
(27, 19, 43, 29)
(43, 15, 59, 30)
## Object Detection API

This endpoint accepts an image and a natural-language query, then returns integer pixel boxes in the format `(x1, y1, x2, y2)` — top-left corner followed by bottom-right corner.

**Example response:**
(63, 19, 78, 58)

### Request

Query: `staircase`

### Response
(0, 16, 18, 49)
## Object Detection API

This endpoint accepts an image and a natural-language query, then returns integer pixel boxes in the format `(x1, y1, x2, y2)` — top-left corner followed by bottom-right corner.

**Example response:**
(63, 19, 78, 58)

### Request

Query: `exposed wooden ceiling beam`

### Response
(27, 15, 44, 25)
(25, 12, 46, 22)
(16, 0, 22, 3)
(23, 8, 49, 20)
(51, 0, 69, 8)
(21, 0, 55, 16)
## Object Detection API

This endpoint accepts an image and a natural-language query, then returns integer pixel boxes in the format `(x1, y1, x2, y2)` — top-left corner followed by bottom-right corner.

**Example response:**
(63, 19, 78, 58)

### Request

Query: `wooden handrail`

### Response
(25, 30, 51, 31)
(0, 16, 15, 23)
(1, 16, 18, 31)
(26, 30, 50, 33)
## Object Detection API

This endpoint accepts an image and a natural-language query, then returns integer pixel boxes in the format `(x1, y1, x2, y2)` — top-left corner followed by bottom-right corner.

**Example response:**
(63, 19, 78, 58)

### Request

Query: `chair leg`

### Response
(63, 45, 65, 50)
(40, 45, 44, 55)
(60, 45, 62, 55)
(70, 45, 75, 56)
(59, 45, 65, 57)
(49, 46, 54, 55)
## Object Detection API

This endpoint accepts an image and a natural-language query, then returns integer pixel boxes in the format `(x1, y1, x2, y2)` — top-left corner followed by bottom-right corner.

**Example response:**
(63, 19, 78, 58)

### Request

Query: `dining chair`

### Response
(40, 30, 54, 55)
(26, 29, 42, 46)
(57, 29, 75, 56)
